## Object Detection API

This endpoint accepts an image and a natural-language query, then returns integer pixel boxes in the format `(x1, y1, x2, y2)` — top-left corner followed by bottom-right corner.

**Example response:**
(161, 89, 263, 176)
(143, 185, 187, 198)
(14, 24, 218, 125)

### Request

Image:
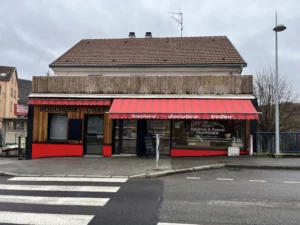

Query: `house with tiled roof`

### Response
(0, 66, 19, 127)
(50, 33, 246, 76)
(26, 33, 258, 160)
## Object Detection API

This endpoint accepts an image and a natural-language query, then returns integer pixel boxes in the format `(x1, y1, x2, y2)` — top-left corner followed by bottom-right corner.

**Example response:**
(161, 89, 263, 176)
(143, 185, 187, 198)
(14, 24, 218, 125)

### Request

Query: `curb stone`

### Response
(129, 173, 147, 178)
(1, 172, 19, 177)
(111, 176, 129, 178)
(42, 174, 67, 177)
(66, 175, 85, 177)
(19, 174, 41, 177)
(84, 175, 112, 178)
(145, 164, 226, 178)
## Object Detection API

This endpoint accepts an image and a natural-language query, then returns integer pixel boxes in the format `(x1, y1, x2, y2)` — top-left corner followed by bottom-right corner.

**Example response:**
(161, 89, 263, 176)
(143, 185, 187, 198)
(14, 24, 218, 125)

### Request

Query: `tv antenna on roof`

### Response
(169, 10, 183, 37)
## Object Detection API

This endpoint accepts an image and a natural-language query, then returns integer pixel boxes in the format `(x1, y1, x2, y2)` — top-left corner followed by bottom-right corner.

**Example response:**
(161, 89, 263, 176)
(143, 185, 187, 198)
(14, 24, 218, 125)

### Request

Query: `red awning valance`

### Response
(28, 99, 111, 106)
(109, 99, 259, 120)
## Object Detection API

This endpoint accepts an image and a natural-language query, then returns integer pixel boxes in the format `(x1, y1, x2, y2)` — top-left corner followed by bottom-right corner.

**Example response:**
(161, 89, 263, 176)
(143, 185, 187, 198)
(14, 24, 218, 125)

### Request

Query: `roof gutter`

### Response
(49, 63, 247, 68)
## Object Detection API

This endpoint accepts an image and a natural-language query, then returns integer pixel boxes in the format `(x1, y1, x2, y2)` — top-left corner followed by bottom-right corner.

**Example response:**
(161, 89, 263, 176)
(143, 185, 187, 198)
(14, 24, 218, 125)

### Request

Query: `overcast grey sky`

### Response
(0, 0, 299, 83)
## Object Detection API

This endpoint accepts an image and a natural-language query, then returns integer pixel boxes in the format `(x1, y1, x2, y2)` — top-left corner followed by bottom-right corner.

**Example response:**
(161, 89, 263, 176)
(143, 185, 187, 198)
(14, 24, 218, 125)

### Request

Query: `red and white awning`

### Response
(109, 98, 259, 120)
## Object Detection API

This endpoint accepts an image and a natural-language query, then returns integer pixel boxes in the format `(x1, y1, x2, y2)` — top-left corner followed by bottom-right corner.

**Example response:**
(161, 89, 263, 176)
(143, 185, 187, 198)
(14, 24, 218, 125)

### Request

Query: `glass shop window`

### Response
(147, 120, 171, 155)
(172, 120, 245, 150)
(49, 114, 68, 140)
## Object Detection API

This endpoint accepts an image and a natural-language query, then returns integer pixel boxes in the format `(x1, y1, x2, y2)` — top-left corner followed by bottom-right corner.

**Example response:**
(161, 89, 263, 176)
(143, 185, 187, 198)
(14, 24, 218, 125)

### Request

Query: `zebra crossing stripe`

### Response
(0, 211, 94, 225)
(158, 223, 200, 225)
(0, 195, 109, 206)
(9, 176, 128, 183)
(0, 184, 120, 192)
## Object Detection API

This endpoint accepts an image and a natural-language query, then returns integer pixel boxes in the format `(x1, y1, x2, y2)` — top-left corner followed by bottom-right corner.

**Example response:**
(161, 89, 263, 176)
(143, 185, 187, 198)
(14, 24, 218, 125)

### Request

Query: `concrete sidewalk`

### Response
(1, 156, 300, 178)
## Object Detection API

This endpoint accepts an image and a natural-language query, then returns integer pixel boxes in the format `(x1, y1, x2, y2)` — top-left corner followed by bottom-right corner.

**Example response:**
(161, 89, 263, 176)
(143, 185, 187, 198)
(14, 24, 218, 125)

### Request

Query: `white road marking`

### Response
(216, 178, 233, 181)
(158, 223, 200, 225)
(0, 211, 94, 225)
(249, 180, 267, 183)
(186, 177, 200, 180)
(207, 200, 300, 208)
(0, 195, 109, 206)
(0, 184, 120, 192)
(9, 176, 128, 183)
(283, 181, 300, 184)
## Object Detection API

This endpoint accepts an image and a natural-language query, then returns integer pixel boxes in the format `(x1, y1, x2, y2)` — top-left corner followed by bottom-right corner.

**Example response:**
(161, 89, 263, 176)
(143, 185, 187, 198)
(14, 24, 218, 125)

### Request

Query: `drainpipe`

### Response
(4, 82, 8, 118)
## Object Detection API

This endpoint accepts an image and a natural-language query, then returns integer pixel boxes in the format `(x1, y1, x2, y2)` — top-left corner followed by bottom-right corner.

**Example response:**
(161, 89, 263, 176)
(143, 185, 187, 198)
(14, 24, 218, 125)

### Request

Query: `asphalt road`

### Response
(0, 169, 300, 225)
(158, 169, 300, 225)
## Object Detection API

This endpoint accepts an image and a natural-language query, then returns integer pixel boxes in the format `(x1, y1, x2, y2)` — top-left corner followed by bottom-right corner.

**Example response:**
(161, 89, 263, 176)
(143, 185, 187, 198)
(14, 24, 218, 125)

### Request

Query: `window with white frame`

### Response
(8, 121, 25, 131)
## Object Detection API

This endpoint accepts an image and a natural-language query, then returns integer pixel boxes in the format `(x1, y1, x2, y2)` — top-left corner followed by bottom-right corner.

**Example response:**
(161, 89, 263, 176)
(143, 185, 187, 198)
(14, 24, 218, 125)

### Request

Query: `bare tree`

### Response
(254, 67, 299, 132)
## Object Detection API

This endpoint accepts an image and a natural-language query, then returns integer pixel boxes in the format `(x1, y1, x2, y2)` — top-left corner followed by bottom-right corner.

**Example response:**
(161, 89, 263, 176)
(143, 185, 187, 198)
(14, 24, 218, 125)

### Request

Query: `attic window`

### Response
(222, 57, 226, 60)
(112, 59, 115, 62)
(65, 60, 69, 62)
(87, 41, 90, 44)
(164, 59, 167, 61)
(124, 41, 128, 43)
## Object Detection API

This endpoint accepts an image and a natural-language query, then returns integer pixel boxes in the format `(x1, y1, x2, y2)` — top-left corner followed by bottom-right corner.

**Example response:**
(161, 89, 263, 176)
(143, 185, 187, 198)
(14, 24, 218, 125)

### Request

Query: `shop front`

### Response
(27, 99, 112, 159)
(26, 97, 258, 158)
(109, 98, 259, 157)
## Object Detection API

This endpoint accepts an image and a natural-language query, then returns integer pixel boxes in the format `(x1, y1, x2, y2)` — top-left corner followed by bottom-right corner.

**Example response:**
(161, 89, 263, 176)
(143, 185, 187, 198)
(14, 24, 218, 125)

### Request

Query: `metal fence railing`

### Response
(256, 132, 300, 153)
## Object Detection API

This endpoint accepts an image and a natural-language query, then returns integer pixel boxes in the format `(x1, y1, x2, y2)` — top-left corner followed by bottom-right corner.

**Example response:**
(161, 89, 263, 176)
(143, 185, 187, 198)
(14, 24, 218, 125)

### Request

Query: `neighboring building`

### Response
(18, 79, 32, 105)
(26, 35, 258, 159)
(50, 34, 246, 76)
(0, 66, 19, 128)
(1, 117, 27, 155)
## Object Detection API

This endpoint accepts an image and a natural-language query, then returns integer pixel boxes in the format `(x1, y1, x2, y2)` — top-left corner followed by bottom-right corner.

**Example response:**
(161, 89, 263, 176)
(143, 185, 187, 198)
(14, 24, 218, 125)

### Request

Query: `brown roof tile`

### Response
(0, 66, 15, 81)
(50, 36, 246, 67)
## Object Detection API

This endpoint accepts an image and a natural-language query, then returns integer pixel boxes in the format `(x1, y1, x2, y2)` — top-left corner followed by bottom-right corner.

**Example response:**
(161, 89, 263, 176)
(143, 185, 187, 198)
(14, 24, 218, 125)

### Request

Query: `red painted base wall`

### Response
(103, 145, 112, 157)
(32, 144, 83, 159)
(171, 149, 248, 157)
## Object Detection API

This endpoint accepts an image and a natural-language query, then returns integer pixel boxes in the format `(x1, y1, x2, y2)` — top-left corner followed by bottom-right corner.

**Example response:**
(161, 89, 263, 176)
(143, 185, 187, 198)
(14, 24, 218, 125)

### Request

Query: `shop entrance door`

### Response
(84, 115, 104, 155)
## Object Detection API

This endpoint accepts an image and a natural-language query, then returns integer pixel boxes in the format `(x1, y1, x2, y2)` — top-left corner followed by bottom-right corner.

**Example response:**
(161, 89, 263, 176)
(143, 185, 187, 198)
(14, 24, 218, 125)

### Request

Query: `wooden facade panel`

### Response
(32, 106, 109, 144)
(32, 75, 254, 95)
(103, 113, 112, 145)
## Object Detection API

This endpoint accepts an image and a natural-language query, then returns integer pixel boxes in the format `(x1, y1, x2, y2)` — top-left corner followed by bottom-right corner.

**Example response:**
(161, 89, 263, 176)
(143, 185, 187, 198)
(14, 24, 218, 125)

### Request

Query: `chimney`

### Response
(145, 32, 152, 38)
(128, 32, 136, 38)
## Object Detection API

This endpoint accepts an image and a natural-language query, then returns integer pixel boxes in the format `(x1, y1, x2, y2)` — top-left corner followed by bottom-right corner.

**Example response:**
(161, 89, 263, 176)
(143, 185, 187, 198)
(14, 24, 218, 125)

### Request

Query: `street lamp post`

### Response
(273, 14, 286, 156)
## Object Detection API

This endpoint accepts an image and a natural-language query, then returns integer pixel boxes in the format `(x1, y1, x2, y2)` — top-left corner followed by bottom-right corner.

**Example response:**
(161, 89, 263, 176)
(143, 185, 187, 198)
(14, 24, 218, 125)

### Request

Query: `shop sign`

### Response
(210, 114, 233, 119)
(14, 104, 28, 116)
(40, 106, 104, 113)
(191, 121, 225, 137)
(20, 137, 26, 149)
(132, 114, 156, 119)
(168, 114, 198, 119)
